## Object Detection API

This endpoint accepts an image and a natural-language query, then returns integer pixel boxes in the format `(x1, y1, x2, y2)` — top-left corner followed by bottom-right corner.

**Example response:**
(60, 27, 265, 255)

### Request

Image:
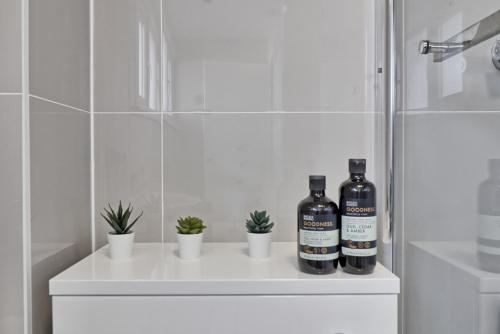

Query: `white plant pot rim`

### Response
(108, 231, 135, 235)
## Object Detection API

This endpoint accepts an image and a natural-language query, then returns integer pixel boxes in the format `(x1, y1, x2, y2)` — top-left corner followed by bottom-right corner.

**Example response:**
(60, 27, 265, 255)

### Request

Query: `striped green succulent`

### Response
(246, 210, 274, 234)
(176, 216, 207, 234)
(100, 201, 143, 235)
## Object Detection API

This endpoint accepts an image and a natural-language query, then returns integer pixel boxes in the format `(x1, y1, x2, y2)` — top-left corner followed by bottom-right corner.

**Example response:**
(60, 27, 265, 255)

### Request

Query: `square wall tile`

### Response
(0, 96, 23, 334)
(30, 0, 89, 109)
(95, 0, 161, 113)
(95, 114, 162, 248)
(30, 97, 91, 334)
(163, 113, 376, 242)
(30, 98, 91, 252)
(0, 0, 22, 92)
(163, 0, 375, 112)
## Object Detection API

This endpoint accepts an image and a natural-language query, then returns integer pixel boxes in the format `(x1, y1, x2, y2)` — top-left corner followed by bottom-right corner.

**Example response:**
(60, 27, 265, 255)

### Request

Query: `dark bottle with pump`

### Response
(339, 159, 377, 275)
(298, 175, 339, 275)
(477, 159, 500, 273)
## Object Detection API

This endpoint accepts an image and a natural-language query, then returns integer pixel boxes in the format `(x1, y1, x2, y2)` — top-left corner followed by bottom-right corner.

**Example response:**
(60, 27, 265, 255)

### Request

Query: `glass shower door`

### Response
(396, 0, 500, 333)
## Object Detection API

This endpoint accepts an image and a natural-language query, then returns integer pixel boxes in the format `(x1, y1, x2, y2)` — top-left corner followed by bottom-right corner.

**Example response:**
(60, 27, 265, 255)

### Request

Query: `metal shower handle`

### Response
(418, 40, 469, 55)
(418, 8, 500, 62)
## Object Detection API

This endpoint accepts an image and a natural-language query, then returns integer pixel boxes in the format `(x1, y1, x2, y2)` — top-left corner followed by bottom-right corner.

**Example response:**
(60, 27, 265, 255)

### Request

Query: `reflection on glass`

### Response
(477, 159, 500, 273)
(162, 0, 376, 112)
(149, 32, 159, 110)
(407, 240, 500, 334)
(138, 20, 146, 99)
(404, 157, 500, 334)
(440, 13, 464, 98)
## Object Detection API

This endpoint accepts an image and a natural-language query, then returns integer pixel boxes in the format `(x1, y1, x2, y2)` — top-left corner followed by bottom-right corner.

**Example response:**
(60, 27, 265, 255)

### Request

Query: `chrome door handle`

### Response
(418, 9, 500, 62)
(418, 40, 468, 55)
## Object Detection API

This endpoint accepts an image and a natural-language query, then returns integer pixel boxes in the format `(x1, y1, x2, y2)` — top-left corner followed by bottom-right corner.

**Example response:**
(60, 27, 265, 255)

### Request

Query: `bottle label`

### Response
(341, 198, 377, 257)
(299, 213, 339, 261)
(477, 214, 500, 255)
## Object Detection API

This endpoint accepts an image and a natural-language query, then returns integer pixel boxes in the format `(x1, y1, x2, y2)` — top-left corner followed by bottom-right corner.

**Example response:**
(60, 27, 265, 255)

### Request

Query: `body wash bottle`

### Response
(298, 175, 339, 274)
(339, 159, 377, 275)
(477, 159, 500, 273)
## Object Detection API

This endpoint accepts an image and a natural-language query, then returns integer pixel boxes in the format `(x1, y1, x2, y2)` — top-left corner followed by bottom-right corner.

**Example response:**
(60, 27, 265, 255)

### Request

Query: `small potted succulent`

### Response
(100, 201, 143, 260)
(246, 210, 274, 258)
(176, 216, 207, 260)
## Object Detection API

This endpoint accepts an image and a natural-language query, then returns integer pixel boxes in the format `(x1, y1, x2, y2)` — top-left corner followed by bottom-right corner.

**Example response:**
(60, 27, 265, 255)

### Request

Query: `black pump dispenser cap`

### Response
(309, 175, 326, 190)
(349, 159, 366, 174)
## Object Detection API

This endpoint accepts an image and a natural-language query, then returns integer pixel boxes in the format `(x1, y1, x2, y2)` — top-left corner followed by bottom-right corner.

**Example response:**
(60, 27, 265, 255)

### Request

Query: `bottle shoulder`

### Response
(339, 179, 376, 194)
(298, 195, 338, 213)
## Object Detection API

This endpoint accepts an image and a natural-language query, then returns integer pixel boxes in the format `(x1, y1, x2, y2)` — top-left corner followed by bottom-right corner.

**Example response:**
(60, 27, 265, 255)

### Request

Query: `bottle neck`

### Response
(350, 173, 365, 181)
(310, 189, 325, 198)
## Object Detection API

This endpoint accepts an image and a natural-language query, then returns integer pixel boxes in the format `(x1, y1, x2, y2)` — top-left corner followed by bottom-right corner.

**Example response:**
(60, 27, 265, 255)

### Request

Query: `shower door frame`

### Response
(385, 0, 397, 272)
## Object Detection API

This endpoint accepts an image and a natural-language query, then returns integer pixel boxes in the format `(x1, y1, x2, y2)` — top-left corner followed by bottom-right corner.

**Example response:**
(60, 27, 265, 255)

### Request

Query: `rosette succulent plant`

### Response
(246, 210, 274, 234)
(176, 216, 207, 234)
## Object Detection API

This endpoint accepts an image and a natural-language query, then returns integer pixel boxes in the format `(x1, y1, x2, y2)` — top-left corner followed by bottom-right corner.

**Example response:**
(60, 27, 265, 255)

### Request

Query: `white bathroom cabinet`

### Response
(50, 243, 399, 334)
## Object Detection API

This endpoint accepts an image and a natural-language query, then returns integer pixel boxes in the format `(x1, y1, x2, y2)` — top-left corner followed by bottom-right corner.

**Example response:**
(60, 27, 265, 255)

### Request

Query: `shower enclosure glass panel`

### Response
(396, 0, 500, 333)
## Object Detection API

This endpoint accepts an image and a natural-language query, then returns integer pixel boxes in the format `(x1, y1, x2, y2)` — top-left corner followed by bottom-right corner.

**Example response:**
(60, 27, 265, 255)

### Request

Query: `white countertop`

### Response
(50, 242, 399, 296)
(410, 241, 500, 293)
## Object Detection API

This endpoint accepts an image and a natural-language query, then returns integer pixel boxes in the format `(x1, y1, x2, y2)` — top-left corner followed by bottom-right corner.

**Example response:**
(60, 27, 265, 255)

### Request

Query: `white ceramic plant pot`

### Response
(177, 233, 203, 260)
(247, 232, 272, 259)
(107, 232, 135, 260)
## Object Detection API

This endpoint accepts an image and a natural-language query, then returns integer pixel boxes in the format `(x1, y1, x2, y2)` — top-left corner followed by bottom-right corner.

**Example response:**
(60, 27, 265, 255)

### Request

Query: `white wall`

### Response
(29, 0, 91, 332)
(0, 1, 384, 332)
(93, 0, 382, 247)
(0, 1, 25, 333)
(0, 0, 91, 333)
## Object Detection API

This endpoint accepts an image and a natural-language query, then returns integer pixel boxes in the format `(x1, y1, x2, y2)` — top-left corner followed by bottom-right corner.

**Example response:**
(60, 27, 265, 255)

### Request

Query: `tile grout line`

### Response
(90, 0, 96, 252)
(21, 0, 32, 332)
(30, 94, 90, 114)
(160, 0, 165, 244)
(403, 110, 500, 115)
(90, 111, 385, 115)
(0, 92, 23, 96)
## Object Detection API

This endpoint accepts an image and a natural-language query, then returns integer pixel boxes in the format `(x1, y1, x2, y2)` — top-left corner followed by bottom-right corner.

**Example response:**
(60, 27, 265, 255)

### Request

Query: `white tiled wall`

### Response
(1, 0, 92, 332)
(0, 95, 23, 334)
(3, 0, 381, 333)
(94, 114, 162, 248)
(30, 98, 91, 334)
(0, 0, 22, 93)
(163, 113, 375, 242)
(29, 0, 90, 109)
(94, 0, 161, 113)
(0, 1, 23, 333)
(163, 0, 375, 112)
(93, 0, 381, 244)
(29, 0, 91, 333)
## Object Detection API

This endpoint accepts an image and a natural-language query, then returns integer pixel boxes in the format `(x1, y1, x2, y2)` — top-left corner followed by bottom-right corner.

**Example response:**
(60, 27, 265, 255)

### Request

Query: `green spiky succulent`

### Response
(246, 210, 274, 234)
(100, 201, 143, 235)
(176, 216, 207, 234)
